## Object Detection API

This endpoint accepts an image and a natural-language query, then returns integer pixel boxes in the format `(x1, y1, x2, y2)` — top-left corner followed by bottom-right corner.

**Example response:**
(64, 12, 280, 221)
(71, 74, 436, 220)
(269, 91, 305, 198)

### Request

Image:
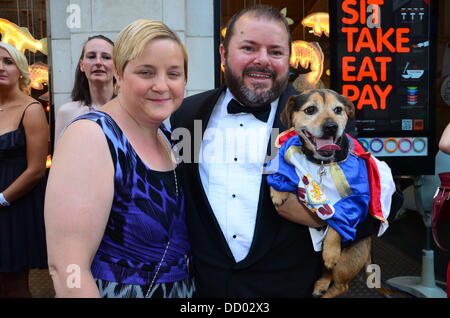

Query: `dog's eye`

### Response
(334, 107, 343, 115)
(304, 106, 317, 115)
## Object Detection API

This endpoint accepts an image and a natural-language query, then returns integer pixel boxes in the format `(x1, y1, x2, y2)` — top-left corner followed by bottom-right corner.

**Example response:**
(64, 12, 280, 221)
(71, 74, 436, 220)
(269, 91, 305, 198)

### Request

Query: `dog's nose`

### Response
(323, 122, 338, 136)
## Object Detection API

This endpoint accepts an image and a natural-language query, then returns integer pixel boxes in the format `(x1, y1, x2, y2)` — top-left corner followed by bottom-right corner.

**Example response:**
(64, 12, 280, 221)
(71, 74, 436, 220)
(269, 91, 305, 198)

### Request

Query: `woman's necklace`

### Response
(145, 240, 171, 298)
(173, 169, 179, 198)
(144, 130, 179, 298)
(0, 103, 9, 111)
(144, 141, 177, 298)
(0, 103, 19, 112)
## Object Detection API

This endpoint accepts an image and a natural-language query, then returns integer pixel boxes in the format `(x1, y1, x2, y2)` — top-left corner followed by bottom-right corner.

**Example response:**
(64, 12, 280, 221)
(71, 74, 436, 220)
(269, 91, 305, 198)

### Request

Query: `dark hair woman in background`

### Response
(54, 35, 115, 144)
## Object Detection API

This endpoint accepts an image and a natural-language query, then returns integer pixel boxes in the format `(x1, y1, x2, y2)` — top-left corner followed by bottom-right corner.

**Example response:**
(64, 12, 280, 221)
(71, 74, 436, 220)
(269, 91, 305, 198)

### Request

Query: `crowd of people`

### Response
(0, 4, 447, 298)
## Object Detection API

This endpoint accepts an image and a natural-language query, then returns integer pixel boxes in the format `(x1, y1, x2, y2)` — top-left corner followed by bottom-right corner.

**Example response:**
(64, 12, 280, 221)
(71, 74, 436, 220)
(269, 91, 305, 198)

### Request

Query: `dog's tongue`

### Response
(315, 136, 341, 151)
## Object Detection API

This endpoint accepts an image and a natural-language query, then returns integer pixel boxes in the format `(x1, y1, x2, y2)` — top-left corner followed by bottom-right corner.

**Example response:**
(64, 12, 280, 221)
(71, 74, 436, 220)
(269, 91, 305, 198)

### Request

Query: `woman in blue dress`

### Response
(0, 42, 49, 297)
(44, 19, 194, 298)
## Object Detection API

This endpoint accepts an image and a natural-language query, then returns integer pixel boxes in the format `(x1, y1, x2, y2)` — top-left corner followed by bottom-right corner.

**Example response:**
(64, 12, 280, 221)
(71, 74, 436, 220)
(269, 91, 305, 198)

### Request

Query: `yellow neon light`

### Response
(29, 62, 48, 90)
(301, 12, 329, 38)
(290, 40, 324, 91)
(0, 18, 47, 55)
(46, 154, 52, 169)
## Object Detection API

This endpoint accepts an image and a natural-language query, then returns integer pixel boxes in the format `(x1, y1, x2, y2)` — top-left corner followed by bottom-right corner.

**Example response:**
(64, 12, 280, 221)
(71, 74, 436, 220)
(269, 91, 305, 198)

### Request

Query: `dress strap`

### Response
(18, 102, 41, 127)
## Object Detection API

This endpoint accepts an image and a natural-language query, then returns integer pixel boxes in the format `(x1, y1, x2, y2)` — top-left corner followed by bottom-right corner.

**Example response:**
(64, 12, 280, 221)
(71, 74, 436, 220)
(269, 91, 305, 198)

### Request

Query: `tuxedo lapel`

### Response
(185, 86, 225, 137)
(273, 85, 298, 131)
(235, 85, 298, 268)
(197, 89, 225, 134)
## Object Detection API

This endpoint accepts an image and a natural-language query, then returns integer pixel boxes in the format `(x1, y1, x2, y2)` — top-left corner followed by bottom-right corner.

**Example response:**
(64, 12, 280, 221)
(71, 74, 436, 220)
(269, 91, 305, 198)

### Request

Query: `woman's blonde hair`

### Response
(0, 42, 31, 93)
(114, 19, 188, 80)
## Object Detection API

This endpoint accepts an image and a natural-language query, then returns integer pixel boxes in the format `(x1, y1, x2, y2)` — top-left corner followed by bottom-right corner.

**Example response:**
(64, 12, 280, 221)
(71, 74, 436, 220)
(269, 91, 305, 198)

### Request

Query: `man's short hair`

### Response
(222, 5, 292, 55)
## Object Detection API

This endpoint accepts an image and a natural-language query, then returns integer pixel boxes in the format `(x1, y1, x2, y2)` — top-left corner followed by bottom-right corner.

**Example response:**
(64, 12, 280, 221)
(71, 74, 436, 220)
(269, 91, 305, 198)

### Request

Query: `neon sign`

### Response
(0, 18, 47, 55)
(29, 62, 49, 90)
(331, 0, 436, 174)
(290, 41, 324, 91)
(301, 12, 330, 37)
(340, 0, 410, 111)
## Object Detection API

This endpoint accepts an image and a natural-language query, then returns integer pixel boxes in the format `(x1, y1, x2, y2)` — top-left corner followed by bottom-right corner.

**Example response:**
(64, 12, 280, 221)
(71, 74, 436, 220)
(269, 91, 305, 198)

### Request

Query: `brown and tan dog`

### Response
(270, 89, 388, 298)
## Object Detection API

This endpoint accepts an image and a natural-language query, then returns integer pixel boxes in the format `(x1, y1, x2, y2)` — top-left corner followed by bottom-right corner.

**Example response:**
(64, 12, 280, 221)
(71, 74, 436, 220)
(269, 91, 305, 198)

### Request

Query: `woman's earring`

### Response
(113, 83, 120, 95)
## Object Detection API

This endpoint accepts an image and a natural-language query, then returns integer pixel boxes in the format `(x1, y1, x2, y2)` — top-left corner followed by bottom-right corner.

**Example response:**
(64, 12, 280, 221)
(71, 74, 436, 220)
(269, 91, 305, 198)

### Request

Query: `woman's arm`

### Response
(44, 120, 114, 297)
(1, 103, 48, 204)
(439, 123, 450, 155)
(275, 193, 326, 228)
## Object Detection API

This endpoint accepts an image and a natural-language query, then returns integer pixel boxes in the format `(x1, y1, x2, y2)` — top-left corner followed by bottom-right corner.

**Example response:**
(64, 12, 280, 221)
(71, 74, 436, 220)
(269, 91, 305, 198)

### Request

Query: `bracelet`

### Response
(413, 137, 427, 153)
(384, 138, 399, 153)
(398, 138, 413, 153)
(370, 138, 384, 153)
(0, 193, 10, 207)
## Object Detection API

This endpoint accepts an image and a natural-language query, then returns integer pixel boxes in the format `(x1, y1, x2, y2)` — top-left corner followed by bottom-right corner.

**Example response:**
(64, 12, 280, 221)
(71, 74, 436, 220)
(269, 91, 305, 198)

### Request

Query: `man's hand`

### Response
(274, 193, 326, 228)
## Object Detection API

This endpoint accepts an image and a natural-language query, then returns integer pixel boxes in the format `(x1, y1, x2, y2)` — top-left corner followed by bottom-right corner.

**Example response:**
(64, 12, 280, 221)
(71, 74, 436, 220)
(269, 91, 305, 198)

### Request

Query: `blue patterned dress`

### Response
(71, 111, 194, 298)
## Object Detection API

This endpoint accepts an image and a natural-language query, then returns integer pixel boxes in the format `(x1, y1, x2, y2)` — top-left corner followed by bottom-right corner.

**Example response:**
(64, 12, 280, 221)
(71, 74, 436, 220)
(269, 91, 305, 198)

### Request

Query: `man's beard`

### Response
(224, 63, 289, 108)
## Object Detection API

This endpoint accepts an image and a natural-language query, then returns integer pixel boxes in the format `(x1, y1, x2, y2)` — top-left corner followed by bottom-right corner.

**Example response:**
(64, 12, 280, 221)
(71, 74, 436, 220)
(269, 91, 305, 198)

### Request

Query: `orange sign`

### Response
(340, 0, 410, 111)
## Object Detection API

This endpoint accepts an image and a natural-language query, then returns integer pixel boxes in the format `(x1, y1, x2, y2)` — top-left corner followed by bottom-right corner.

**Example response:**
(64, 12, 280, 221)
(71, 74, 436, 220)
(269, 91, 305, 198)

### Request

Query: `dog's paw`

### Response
(322, 228, 342, 269)
(270, 188, 289, 207)
(312, 279, 330, 298)
(312, 291, 324, 298)
(323, 248, 341, 270)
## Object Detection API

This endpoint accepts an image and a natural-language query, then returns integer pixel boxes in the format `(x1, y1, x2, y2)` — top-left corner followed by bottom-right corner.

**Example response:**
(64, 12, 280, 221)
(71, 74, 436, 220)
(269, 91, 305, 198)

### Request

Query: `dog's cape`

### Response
(267, 130, 395, 251)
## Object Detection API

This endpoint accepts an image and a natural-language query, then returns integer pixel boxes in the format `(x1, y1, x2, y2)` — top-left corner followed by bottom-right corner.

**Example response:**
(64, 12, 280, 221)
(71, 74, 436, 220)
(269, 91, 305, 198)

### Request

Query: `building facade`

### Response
(46, 0, 216, 113)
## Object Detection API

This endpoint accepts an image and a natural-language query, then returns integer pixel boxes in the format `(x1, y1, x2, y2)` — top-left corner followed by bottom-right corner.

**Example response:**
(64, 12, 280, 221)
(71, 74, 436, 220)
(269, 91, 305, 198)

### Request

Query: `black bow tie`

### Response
(227, 99, 271, 122)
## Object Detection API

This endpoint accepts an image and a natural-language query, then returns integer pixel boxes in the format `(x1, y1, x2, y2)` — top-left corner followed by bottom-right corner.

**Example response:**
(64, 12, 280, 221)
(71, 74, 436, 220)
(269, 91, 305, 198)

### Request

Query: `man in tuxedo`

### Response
(170, 5, 396, 297)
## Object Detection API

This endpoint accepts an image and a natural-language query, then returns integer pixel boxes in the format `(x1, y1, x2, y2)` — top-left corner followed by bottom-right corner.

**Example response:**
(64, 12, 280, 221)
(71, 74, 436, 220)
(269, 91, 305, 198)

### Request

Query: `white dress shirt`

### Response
(199, 89, 279, 262)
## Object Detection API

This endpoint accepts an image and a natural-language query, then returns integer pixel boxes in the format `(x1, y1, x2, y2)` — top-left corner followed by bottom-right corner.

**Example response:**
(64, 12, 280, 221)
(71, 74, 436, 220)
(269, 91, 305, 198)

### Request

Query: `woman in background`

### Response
(0, 42, 49, 298)
(54, 35, 115, 143)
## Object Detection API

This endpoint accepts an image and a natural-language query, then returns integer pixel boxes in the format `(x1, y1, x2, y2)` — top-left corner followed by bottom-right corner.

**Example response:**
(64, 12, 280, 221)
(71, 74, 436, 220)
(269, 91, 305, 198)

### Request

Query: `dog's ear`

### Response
(280, 96, 298, 128)
(341, 95, 355, 120)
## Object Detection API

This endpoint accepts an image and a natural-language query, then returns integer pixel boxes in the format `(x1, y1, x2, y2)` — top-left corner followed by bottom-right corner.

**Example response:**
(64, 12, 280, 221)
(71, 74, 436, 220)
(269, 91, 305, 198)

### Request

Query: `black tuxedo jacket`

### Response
(170, 85, 323, 297)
